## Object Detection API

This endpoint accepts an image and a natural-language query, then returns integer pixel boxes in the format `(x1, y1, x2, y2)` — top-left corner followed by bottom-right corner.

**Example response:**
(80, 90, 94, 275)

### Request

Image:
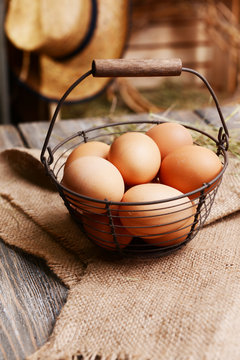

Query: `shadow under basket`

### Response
(41, 59, 229, 257)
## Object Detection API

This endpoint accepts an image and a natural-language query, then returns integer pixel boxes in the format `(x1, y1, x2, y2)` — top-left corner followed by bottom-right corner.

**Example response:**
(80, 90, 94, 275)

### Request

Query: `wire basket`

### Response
(41, 59, 229, 257)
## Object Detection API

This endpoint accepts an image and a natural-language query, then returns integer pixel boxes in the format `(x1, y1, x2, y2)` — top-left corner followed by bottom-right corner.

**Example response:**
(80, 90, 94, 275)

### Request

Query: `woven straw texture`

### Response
(0, 148, 240, 360)
(5, 0, 129, 102)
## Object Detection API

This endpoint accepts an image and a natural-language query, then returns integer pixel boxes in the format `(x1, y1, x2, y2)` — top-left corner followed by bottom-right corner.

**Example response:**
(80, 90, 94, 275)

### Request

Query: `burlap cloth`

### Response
(1, 148, 240, 360)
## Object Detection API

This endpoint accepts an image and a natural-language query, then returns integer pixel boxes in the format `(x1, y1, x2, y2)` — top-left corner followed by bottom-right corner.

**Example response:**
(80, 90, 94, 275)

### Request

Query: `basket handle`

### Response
(92, 58, 182, 77)
(41, 58, 229, 166)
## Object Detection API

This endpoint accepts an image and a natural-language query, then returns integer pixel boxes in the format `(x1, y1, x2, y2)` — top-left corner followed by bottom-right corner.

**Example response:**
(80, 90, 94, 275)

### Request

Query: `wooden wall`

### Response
(124, 0, 240, 94)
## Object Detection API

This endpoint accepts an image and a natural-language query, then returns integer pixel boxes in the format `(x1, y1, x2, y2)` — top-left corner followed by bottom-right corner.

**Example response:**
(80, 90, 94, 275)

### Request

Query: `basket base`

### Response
(86, 232, 197, 258)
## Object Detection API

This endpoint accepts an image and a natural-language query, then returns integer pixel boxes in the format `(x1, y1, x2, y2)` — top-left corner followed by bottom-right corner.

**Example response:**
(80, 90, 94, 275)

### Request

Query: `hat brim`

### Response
(7, 0, 130, 103)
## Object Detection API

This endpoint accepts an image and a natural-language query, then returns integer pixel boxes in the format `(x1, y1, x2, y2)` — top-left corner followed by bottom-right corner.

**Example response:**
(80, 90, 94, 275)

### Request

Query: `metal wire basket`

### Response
(41, 59, 229, 257)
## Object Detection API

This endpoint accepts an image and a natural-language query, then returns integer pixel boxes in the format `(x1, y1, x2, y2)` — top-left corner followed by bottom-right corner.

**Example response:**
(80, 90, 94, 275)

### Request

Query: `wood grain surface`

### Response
(92, 58, 182, 77)
(17, 110, 205, 151)
(0, 242, 67, 360)
(18, 116, 108, 150)
(0, 124, 68, 360)
(0, 125, 24, 150)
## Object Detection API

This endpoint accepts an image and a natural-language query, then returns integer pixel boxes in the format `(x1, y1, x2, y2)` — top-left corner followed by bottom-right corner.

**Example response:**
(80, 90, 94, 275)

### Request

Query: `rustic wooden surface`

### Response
(127, 1, 239, 93)
(0, 123, 68, 360)
(92, 58, 183, 77)
(0, 246, 67, 359)
(0, 106, 239, 360)
(0, 125, 24, 149)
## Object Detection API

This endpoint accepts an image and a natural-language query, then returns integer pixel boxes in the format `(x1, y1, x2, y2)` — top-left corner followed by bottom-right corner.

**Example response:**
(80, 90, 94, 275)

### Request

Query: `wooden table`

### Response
(0, 106, 239, 360)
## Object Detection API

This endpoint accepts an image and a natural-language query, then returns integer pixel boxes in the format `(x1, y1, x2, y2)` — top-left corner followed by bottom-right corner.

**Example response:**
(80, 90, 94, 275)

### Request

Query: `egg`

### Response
(119, 183, 194, 238)
(80, 211, 133, 250)
(159, 145, 223, 197)
(108, 132, 161, 185)
(62, 156, 125, 213)
(146, 122, 193, 159)
(142, 212, 196, 247)
(65, 141, 110, 168)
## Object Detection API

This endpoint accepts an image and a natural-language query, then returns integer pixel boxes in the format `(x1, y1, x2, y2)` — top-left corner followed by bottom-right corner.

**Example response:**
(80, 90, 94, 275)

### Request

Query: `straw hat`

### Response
(5, 0, 129, 102)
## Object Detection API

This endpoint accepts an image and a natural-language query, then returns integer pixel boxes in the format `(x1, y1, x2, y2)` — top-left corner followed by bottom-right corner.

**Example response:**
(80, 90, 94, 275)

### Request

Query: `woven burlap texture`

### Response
(0, 149, 240, 360)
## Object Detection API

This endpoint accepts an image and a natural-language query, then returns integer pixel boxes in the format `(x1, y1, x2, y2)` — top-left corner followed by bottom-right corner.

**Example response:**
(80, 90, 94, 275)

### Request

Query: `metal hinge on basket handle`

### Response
(41, 58, 229, 167)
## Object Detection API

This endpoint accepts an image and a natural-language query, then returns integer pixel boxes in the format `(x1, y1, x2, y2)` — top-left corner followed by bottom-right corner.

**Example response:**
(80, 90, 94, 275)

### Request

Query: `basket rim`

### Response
(45, 120, 229, 207)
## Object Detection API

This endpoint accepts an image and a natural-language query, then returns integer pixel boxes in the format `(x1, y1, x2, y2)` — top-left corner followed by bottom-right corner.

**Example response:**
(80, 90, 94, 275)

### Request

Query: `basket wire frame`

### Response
(41, 63, 229, 257)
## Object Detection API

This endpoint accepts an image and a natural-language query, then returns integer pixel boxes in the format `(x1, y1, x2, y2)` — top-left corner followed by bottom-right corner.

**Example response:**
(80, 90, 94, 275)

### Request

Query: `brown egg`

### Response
(119, 183, 193, 238)
(159, 145, 223, 197)
(108, 132, 161, 186)
(142, 212, 196, 247)
(65, 141, 110, 168)
(80, 211, 133, 250)
(146, 122, 193, 159)
(62, 156, 125, 213)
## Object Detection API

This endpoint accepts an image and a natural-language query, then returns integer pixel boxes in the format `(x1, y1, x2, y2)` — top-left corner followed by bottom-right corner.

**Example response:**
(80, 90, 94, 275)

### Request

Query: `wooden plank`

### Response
(124, 43, 214, 90)
(126, 2, 237, 93)
(124, 18, 219, 91)
(150, 109, 203, 126)
(20, 105, 238, 155)
(128, 22, 209, 47)
(0, 125, 25, 150)
(0, 242, 68, 360)
(18, 110, 203, 150)
(0, 124, 68, 360)
(18, 117, 109, 150)
(195, 104, 240, 139)
(18, 110, 204, 151)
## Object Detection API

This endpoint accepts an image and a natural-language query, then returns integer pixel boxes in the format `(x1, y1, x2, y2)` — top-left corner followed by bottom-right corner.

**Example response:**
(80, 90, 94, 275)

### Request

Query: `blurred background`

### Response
(1, 0, 240, 124)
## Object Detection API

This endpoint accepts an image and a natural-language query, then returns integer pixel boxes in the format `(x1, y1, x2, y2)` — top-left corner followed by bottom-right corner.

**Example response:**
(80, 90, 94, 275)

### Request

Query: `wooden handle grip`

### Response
(92, 58, 182, 77)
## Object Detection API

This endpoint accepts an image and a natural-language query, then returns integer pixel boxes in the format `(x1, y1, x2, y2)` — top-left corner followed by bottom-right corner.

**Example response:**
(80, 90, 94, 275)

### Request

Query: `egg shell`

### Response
(142, 212, 196, 247)
(62, 185, 120, 215)
(80, 211, 133, 250)
(65, 141, 110, 168)
(108, 132, 161, 185)
(119, 183, 194, 238)
(146, 122, 193, 159)
(159, 145, 223, 197)
(62, 156, 125, 214)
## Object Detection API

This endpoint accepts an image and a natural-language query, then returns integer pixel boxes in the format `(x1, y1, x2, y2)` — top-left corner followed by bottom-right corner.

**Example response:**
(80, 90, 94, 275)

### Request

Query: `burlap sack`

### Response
(0, 149, 240, 360)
